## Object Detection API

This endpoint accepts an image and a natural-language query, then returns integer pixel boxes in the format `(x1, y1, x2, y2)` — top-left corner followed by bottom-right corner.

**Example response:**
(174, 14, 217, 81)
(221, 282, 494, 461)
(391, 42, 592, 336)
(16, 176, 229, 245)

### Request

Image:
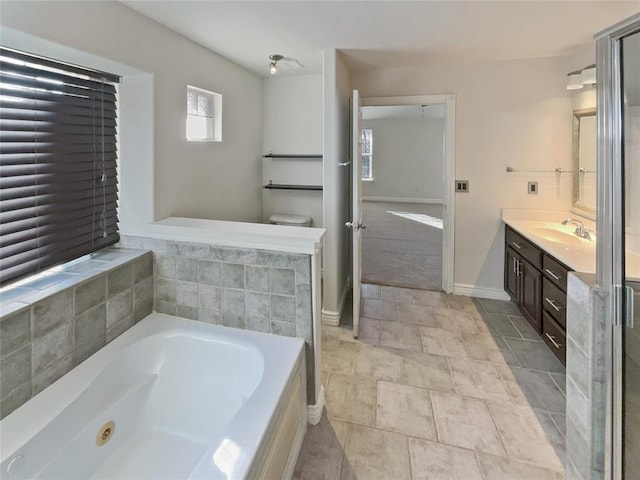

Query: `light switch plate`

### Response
(455, 180, 469, 193)
(528, 181, 538, 194)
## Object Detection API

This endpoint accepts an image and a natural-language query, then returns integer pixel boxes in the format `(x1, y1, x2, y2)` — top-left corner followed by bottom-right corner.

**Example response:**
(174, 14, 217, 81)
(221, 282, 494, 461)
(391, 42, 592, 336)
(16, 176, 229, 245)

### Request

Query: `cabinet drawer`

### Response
(542, 278, 567, 329)
(542, 311, 566, 365)
(506, 226, 542, 269)
(543, 254, 571, 292)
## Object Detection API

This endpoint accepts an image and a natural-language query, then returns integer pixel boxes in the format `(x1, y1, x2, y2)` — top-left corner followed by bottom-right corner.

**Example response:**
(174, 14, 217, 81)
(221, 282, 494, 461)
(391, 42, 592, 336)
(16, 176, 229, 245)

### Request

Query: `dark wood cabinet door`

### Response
(520, 258, 542, 332)
(505, 247, 520, 301)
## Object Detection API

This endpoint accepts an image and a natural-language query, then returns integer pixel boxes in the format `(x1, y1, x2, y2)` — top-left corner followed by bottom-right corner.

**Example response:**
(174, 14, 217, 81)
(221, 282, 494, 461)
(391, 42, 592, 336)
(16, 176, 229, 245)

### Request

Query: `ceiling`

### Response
(121, 1, 640, 77)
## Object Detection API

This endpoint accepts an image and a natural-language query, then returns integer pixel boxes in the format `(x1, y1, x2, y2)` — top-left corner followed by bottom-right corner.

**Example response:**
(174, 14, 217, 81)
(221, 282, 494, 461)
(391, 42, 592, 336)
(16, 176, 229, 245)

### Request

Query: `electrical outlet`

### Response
(528, 181, 538, 194)
(455, 180, 469, 193)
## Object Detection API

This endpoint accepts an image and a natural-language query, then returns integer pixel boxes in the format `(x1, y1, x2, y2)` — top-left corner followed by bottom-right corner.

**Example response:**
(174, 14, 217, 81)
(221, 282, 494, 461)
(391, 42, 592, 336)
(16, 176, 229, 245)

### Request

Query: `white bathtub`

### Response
(0, 314, 307, 479)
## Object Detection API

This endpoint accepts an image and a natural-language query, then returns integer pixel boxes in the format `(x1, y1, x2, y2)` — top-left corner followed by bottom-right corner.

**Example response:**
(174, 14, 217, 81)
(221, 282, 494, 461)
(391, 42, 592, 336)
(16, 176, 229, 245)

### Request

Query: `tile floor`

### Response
(294, 284, 566, 480)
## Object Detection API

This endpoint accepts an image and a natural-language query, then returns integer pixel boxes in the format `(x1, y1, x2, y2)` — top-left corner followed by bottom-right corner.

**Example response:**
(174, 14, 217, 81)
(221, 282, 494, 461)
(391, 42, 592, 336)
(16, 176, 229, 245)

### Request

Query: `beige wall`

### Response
(352, 56, 574, 294)
(323, 50, 352, 316)
(362, 116, 445, 201)
(262, 74, 324, 226)
(0, 1, 263, 226)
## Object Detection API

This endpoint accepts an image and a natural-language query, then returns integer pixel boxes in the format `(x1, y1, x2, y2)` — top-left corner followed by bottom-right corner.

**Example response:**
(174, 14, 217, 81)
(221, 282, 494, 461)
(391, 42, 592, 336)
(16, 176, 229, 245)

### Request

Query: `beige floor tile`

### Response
(362, 298, 398, 321)
(401, 351, 455, 392)
(354, 344, 403, 382)
(476, 452, 564, 480)
(325, 373, 377, 427)
(376, 382, 437, 440)
(487, 401, 564, 471)
(356, 318, 381, 345)
(409, 438, 483, 480)
(447, 357, 512, 402)
(434, 307, 479, 332)
(322, 337, 358, 375)
(341, 423, 411, 480)
(322, 325, 342, 338)
(444, 294, 476, 310)
(381, 285, 422, 303)
(397, 303, 438, 326)
(412, 289, 448, 307)
(461, 332, 517, 365)
(419, 326, 468, 358)
(430, 391, 506, 456)
(361, 283, 381, 299)
(380, 321, 423, 350)
(338, 326, 358, 342)
(293, 415, 349, 480)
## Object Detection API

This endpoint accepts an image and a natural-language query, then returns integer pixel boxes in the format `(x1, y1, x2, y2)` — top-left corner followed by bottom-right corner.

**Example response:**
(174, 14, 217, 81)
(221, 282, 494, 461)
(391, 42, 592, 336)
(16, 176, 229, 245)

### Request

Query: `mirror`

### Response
(572, 108, 596, 217)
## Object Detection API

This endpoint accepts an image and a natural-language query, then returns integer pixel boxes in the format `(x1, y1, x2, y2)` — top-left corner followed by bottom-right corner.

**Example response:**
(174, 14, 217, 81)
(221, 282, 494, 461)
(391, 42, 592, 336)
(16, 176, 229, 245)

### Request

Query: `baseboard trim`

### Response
(453, 283, 510, 301)
(362, 196, 443, 205)
(321, 276, 351, 326)
(307, 385, 325, 426)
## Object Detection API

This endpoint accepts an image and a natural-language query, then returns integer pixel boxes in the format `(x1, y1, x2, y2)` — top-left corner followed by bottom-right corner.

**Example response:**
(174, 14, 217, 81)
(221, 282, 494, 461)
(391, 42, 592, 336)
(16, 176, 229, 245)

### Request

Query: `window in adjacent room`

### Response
(0, 46, 121, 287)
(186, 85, 222, 142)
(361, 128, 373, 181)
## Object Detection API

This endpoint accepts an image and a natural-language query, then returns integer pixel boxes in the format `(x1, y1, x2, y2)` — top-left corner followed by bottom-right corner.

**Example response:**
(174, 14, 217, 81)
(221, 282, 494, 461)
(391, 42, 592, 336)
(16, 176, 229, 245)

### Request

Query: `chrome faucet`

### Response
(561, 218, 591, 240)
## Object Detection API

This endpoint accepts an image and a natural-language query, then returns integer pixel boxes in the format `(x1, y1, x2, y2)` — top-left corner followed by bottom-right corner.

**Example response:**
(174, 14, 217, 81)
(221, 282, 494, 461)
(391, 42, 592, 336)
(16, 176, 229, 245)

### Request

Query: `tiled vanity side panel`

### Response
(566, 272, 608, 480)
(120, 235, 316, 403)
(0, 251, 153, 419)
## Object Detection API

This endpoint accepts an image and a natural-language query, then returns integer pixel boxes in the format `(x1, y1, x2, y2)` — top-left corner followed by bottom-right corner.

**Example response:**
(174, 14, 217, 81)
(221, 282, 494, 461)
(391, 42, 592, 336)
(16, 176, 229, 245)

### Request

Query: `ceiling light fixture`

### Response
(566, 64, 597, 91)
(566, 70, 583, 90)
(581, 64, 596, 85)
(269, 54, 283, 75)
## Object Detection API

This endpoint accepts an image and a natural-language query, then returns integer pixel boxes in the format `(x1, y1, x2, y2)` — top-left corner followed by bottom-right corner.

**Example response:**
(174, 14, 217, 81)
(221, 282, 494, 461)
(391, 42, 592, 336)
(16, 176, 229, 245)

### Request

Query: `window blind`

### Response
(0, 47, 121, 287)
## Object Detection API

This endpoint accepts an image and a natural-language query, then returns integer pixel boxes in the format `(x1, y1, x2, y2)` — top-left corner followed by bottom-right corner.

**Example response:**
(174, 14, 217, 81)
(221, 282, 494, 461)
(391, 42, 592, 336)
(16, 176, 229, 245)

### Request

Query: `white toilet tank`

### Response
(269, 214, 312, 227)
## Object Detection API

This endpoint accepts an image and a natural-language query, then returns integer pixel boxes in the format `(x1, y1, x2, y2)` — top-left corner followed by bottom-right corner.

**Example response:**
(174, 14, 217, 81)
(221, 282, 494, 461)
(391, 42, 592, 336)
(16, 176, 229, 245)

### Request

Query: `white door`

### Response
(348, 89, 364, 338)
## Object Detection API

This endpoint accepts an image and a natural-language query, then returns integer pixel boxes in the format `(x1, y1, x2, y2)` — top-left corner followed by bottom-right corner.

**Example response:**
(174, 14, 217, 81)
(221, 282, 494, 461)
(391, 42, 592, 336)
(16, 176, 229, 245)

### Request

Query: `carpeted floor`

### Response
(362, 201, 443, 291)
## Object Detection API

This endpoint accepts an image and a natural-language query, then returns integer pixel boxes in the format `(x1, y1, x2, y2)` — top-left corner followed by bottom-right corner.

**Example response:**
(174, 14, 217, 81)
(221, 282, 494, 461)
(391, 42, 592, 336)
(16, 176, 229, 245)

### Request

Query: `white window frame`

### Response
(361, 128, 373, 181)
(186, 85, 222, 142)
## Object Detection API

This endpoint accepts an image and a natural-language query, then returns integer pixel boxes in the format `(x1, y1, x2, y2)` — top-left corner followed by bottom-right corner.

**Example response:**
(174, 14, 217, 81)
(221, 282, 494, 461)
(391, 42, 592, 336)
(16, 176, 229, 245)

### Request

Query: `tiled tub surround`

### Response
(120, 226, 324, 417)
(1, 315, 307, 480)
(565, 273, 608, 480)
(0, 248, 153, 419)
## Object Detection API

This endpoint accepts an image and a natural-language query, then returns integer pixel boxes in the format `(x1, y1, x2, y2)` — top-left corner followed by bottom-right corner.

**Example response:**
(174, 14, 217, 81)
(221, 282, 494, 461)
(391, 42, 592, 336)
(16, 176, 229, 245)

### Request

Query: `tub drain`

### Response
(96, 421, 115, 446)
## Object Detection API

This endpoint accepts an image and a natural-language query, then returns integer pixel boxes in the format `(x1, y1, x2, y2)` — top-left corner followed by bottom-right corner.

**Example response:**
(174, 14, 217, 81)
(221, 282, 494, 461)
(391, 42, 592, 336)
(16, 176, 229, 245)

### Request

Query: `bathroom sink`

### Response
(529, 227, 587, 246)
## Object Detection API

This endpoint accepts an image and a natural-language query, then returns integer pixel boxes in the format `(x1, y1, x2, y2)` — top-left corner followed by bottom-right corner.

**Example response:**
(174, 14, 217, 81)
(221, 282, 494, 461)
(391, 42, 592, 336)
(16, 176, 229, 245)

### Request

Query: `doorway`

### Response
(360, 95, 455, 293)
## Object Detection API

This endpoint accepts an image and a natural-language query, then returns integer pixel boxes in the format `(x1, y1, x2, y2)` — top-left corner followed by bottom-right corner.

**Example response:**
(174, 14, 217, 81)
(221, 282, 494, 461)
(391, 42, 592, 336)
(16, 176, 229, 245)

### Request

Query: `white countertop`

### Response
(143, 217, 326, 255)
(502, 209, 640, 281)
(502, 209, 596, 274)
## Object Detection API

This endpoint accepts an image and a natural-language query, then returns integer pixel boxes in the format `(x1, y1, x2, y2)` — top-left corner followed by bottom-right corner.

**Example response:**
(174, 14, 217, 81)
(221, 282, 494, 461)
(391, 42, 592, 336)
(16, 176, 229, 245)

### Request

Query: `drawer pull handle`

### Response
(545, 332, 563, 349)
(512, 241, 522, 250)
(545, 269, 562, 281)
(545, 297, 562, 312)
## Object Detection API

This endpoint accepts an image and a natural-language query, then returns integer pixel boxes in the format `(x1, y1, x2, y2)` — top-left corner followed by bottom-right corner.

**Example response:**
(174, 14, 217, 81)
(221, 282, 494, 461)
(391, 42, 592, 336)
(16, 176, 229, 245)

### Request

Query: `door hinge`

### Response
(626, 285, 635, 329)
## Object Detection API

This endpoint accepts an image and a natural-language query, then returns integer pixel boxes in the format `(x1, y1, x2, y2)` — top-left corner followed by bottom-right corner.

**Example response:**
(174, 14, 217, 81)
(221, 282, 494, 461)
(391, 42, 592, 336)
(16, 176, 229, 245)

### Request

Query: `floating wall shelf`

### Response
(263, 182, 323, 191)
(262, 154, 323, 159)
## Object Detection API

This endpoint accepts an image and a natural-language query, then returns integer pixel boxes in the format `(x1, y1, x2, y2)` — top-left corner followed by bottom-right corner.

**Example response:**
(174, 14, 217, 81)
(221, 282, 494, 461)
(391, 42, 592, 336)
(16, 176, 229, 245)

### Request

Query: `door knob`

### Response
(345, 222, 367, 230)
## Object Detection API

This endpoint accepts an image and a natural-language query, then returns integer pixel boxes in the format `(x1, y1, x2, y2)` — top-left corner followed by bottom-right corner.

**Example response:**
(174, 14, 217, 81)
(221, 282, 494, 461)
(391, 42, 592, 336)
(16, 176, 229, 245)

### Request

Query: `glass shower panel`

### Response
(622, 29, 640, 476)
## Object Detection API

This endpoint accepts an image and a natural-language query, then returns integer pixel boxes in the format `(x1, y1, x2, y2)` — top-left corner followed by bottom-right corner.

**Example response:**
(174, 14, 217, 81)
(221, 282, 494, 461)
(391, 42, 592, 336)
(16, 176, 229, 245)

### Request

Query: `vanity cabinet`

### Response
(504, 225, 572, 365)
(504, 227, 542, 331)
